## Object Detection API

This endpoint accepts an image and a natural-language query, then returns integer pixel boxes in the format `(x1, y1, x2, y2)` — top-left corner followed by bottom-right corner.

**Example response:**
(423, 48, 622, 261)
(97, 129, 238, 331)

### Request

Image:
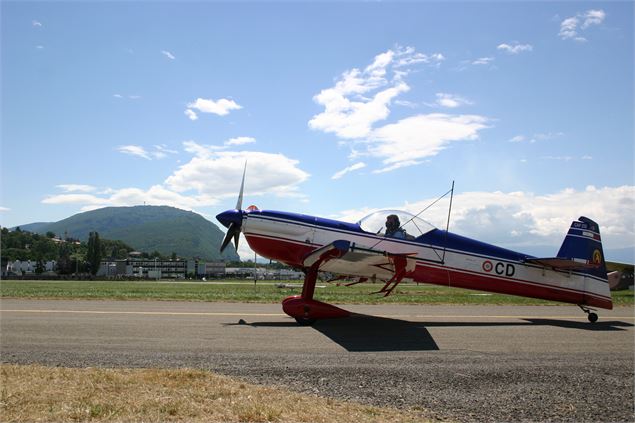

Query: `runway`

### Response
(2, 299, 634, 421)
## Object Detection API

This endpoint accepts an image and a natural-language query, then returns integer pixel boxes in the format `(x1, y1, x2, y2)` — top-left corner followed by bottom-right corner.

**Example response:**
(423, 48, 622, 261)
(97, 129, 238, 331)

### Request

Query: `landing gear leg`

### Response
(282, 262, 350, 325)
(578, 305, 598, 323)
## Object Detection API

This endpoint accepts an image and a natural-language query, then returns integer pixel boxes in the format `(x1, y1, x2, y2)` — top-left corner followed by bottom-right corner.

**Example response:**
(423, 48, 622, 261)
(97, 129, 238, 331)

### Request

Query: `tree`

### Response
(57, 242, 72, 274)
(46, 231, 56, 238)
(86, 231, 102, 275)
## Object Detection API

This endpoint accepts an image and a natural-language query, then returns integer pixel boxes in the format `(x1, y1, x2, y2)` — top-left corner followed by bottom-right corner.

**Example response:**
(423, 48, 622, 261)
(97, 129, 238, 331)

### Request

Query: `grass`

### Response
(1, 279, 633, 306)
(0, 364, 430, 423)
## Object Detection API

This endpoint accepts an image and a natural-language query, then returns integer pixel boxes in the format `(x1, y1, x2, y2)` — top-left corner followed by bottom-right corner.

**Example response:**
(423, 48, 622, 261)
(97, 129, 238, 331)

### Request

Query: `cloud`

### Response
(43, 140, 311, 221)
(331, 162, 366, 180)
(116, 145, 177, 160)
(32, 20, 42, 27)
(581, 9, 606, 29)
(333, 185, 635, 252)
(56, 184, 97, 193)
(0, 206, 9, 212)
(369, 113, 489, 169)
(559, 9, 606, 41)
(161, 50, 175, 60)
(310, 47, 489, 173)
(42, 186, 212, 212)
(165, 141, 310, 200)
(508, 135, 526, 143)
(308, 46, 443, 140)
(113, 94, 141, 101)
(184, 109, 198, 121)
(117, 145, 151, 160)
(497, 43, 533, 54)
(225, 137, 256, 146)
(472, 57, 494, 65)
(186, 98, 242, 117)
(434, 93, 473, 108)
(508, 132, 563, 143)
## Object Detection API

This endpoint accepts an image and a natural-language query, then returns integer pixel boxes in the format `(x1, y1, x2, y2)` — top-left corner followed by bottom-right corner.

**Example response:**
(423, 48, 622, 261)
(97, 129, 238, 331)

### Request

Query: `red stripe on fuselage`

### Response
(244, 233, 612, 310)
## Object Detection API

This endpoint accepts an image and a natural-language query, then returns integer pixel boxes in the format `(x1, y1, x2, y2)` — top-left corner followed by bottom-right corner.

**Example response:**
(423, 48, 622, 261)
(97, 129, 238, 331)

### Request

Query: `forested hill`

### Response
(15, 206, 239, 261)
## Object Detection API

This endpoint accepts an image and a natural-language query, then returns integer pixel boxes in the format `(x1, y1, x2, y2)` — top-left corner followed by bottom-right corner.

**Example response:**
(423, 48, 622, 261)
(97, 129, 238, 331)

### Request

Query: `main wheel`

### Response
(295, 317, 317, 326)
(588, 312, 598, 323)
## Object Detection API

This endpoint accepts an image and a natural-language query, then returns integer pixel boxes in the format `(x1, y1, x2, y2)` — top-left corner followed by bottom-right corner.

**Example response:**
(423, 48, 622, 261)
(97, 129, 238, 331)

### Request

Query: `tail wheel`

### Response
(579, 305, 599, 323)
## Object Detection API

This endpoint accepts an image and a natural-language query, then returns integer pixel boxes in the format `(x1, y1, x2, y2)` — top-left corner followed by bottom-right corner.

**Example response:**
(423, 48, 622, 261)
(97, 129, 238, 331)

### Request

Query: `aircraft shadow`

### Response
(238, 314, 633, 352)
(247, 313, 440, 352)
(415, 319, 632, 331)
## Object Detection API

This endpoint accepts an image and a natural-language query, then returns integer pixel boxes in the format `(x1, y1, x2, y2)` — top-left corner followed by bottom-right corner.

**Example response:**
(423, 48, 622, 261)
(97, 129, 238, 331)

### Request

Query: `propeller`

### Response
(219, 162, 247, 253)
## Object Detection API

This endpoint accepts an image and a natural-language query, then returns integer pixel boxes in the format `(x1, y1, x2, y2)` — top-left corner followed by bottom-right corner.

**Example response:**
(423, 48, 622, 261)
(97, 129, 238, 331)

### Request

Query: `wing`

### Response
(303, 240, 417, 281)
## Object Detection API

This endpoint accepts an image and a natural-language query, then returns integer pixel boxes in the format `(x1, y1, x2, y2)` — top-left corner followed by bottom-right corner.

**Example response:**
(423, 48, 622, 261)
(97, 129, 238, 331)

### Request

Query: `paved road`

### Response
(2, 299, 634, 422)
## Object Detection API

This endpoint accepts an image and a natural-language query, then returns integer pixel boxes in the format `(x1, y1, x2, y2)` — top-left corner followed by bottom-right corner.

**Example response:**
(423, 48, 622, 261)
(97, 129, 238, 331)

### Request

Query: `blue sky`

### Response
(1, 2, 633, 261)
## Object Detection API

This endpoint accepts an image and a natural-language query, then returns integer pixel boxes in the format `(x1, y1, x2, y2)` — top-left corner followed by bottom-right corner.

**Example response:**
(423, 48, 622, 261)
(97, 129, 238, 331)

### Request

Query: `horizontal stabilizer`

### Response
(524, 257, 599, 270)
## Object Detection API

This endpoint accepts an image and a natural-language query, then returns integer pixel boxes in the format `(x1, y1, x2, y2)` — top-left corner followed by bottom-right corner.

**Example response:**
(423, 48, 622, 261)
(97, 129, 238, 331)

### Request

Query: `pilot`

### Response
(385, 214, 406, 239)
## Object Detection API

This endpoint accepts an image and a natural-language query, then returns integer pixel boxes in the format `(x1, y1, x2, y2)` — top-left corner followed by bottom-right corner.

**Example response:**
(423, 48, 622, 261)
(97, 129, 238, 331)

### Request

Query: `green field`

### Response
(1, 280, 632, 306)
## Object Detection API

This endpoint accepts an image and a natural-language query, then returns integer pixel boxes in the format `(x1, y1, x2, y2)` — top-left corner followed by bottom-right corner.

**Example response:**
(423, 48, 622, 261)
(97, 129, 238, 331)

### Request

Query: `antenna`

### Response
(441, 180, 455, 264)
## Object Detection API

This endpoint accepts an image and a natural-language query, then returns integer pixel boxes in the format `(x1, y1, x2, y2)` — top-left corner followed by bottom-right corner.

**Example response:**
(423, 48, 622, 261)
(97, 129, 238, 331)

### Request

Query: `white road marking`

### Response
(1, 309, 633, 320)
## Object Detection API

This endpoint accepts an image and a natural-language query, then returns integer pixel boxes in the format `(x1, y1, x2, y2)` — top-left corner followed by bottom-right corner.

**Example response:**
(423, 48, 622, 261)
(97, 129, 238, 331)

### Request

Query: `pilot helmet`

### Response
(386, 214, 400, 231)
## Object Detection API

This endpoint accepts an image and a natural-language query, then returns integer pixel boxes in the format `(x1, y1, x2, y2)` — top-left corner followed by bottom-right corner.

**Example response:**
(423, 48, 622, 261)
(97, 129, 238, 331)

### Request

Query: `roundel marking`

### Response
(482, 260, 493, 272)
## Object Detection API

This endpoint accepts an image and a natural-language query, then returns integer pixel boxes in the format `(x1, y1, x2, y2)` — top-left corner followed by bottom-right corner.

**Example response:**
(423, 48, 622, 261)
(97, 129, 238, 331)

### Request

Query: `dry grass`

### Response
(0, 364, 431, 423)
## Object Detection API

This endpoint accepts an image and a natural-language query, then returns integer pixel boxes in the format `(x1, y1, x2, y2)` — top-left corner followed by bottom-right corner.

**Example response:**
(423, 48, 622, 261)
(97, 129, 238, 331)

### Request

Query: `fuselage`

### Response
(219, 208, 612, 310)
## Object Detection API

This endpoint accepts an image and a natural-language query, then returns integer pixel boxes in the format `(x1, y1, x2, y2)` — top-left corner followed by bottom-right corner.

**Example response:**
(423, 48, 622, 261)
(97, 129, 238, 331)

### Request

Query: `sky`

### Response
(1, 1, 633, 262)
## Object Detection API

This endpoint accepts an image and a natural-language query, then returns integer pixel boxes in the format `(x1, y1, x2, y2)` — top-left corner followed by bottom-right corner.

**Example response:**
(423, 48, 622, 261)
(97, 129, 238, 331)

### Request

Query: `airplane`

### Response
(217, 170, 612, 325)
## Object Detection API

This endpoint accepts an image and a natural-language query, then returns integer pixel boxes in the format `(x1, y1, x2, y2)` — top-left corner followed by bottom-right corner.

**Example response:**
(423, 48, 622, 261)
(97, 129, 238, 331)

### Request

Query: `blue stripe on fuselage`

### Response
(248, 209, 532, 262)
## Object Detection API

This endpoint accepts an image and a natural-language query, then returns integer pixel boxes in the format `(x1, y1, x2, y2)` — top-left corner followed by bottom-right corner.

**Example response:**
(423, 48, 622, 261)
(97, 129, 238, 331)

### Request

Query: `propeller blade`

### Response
(235, 161, 247, 210)
(233, 230, 240, 250)
(220, 222, 238, 253)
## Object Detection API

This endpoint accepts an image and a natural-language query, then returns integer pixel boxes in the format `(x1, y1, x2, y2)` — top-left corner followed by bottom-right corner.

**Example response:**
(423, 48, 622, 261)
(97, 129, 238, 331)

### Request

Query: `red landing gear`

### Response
(282, 245, 351, 325)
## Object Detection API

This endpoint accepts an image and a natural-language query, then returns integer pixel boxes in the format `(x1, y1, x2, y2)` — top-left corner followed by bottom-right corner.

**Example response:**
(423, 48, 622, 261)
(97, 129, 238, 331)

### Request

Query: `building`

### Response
(98, 258, 188, 279)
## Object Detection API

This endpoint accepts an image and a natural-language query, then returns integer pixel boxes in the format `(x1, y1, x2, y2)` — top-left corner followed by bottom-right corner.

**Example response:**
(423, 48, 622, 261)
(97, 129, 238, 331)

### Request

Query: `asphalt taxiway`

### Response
(2, 299, 633, 421)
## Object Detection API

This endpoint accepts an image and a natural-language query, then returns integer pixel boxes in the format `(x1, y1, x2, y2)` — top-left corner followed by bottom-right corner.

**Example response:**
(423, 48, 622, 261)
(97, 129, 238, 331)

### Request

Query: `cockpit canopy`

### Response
(357, 210, 437, 238)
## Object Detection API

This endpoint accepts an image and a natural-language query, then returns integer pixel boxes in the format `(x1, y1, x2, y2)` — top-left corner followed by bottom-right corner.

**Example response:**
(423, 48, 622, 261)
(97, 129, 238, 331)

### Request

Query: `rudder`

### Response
(557, 216, 607, 280)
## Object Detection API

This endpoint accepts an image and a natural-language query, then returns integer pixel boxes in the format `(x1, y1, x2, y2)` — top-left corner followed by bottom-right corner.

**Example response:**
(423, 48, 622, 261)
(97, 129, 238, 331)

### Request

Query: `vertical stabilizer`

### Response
(557, 216, 607, 280)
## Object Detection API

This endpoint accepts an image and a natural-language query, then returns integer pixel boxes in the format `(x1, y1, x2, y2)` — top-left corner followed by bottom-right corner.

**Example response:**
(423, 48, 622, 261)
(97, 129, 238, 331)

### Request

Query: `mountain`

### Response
(15, 206, 239, 261)
(15, 222, 54, 233)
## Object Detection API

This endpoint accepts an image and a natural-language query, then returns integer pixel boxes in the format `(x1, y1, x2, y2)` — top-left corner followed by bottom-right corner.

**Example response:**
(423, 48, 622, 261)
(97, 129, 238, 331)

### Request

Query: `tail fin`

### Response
(556, 216, 607, 279)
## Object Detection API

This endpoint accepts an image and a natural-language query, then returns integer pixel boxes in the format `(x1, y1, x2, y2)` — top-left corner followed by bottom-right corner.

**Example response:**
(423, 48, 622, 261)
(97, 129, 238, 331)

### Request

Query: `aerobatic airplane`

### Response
(217, 170, 612, 325)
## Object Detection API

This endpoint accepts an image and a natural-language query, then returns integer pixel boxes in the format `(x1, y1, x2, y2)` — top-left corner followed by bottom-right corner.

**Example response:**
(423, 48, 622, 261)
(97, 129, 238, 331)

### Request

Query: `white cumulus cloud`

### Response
(165, 141, 310, 200)
(369, 114, 490, 172)
(309, 46, 443, 140)
(186, 98, 242, 117)
(333, 185, 635, 253)
(310, 47, 488, 173)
